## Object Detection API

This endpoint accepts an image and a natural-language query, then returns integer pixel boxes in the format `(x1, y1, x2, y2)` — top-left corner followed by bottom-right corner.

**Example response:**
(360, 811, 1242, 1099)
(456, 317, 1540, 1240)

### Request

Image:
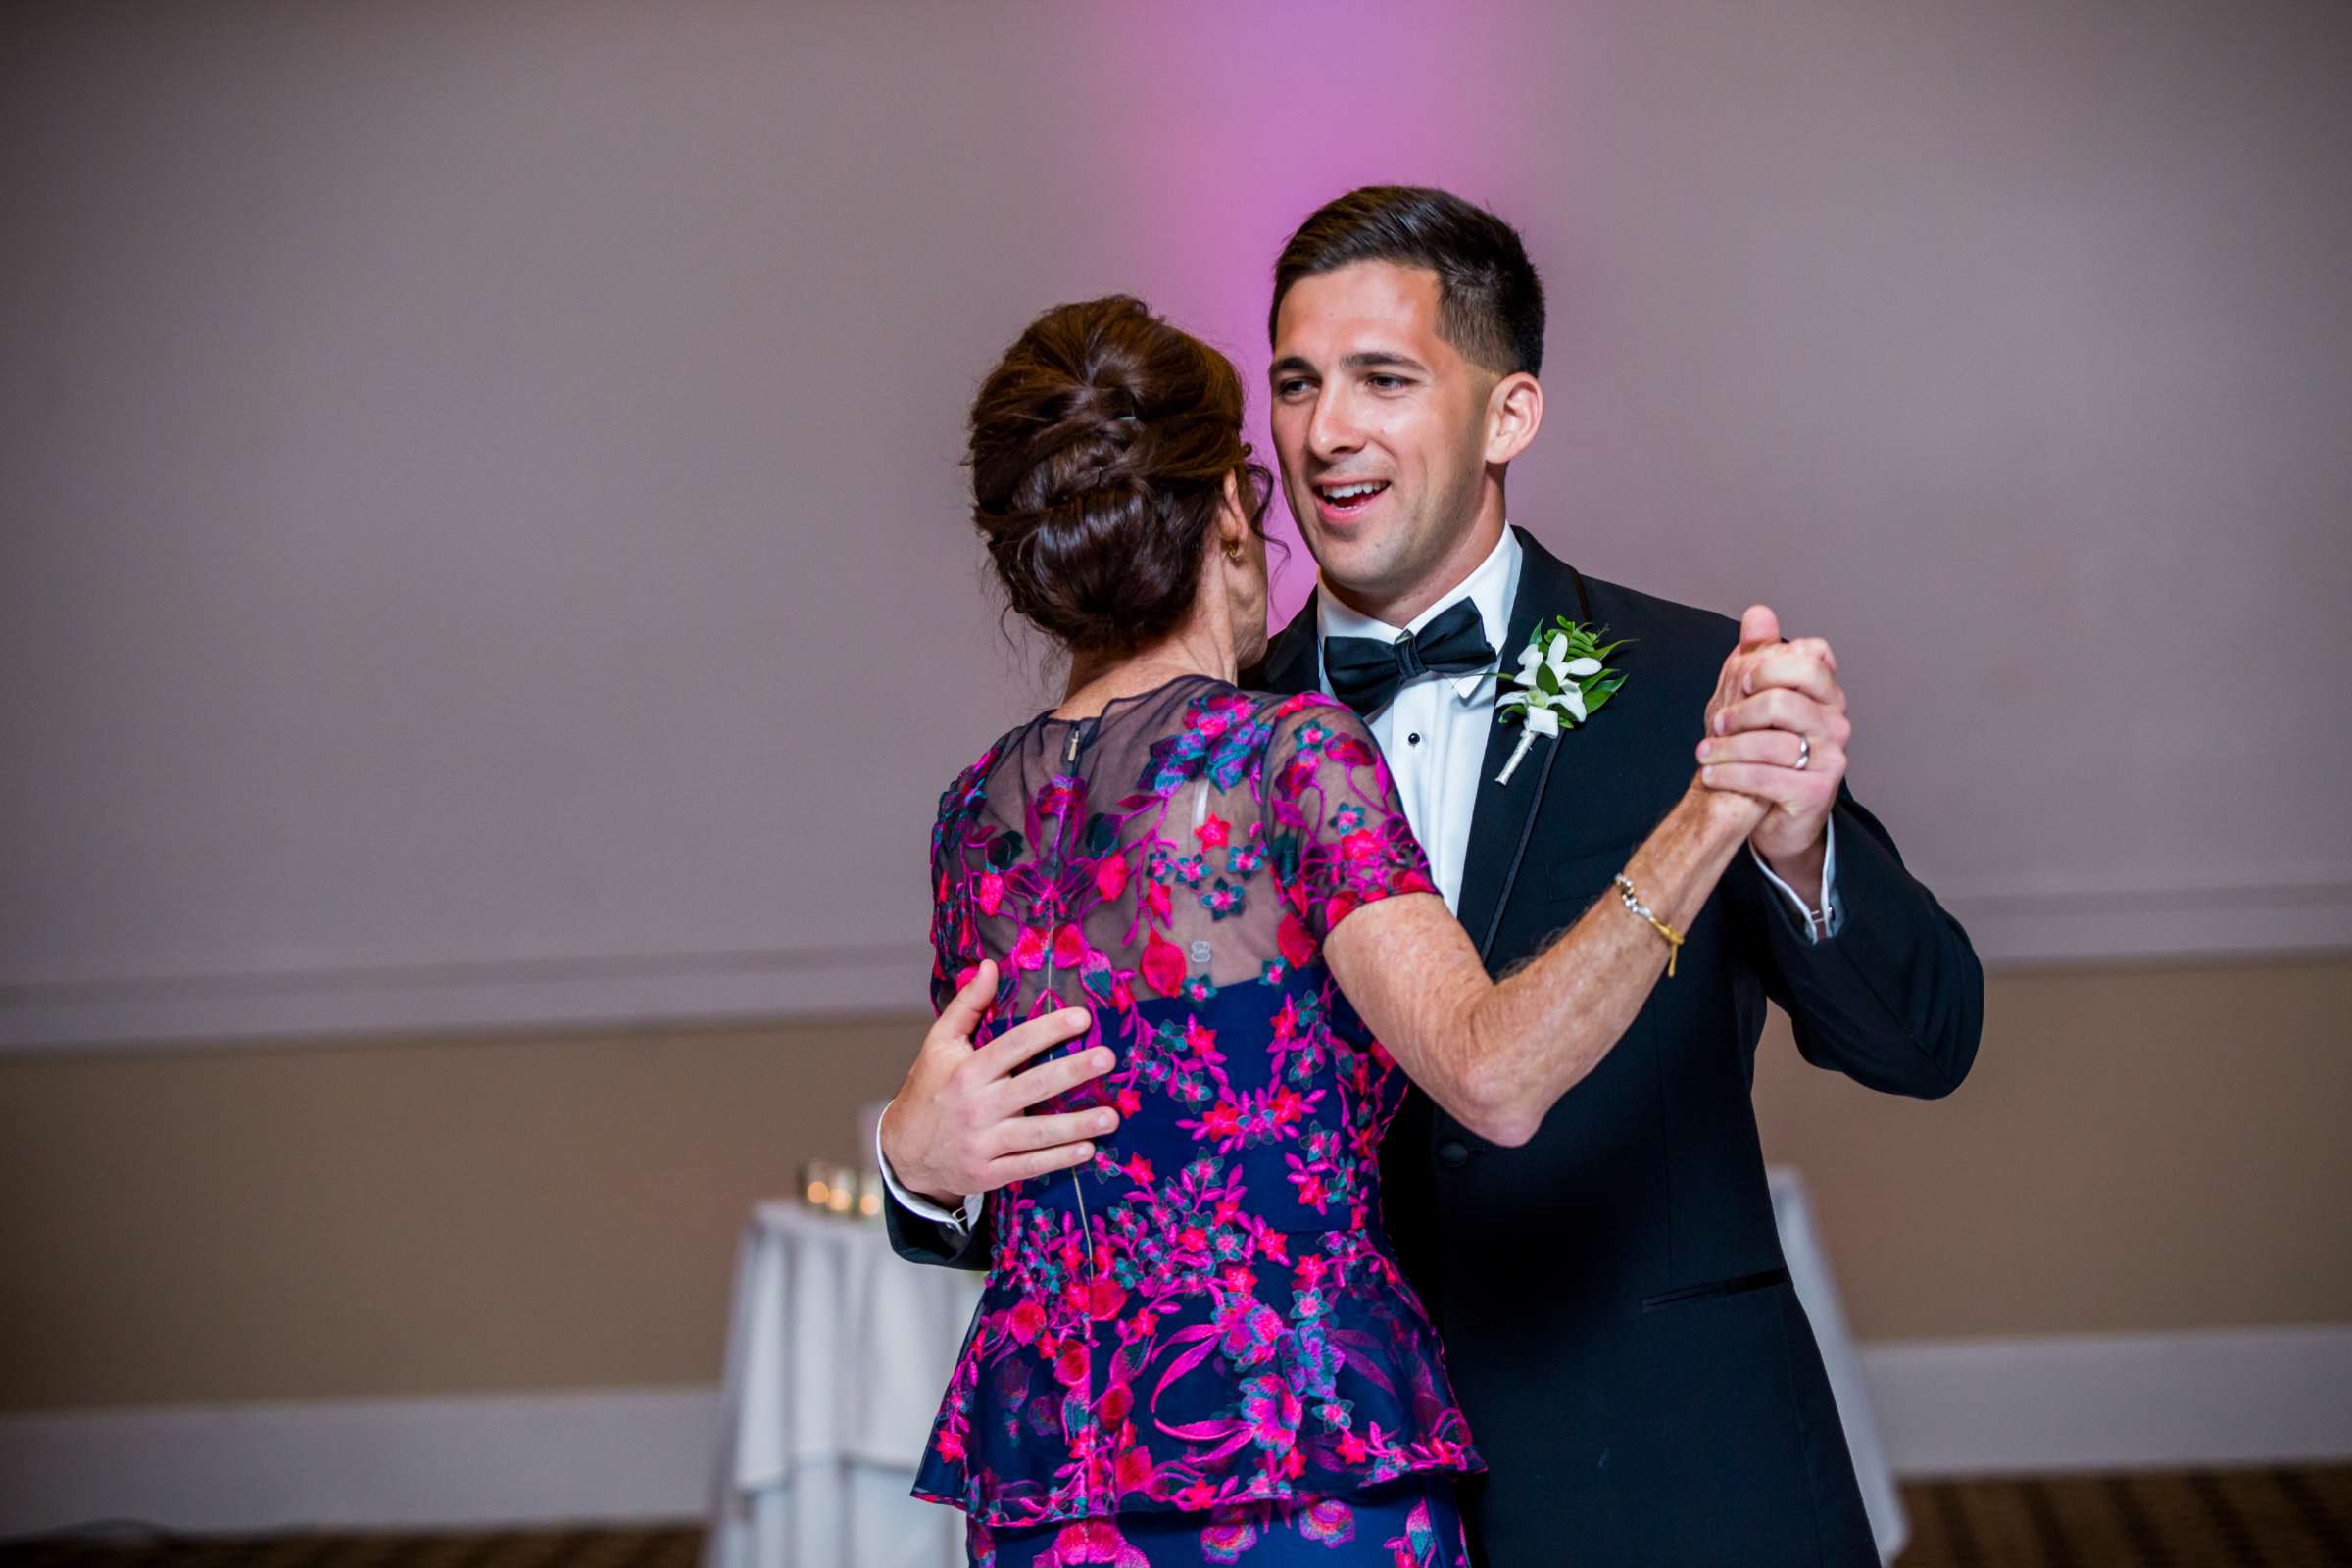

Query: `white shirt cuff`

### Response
(1750, 816, 1841, 942)
(874, 1098, 984, 1232)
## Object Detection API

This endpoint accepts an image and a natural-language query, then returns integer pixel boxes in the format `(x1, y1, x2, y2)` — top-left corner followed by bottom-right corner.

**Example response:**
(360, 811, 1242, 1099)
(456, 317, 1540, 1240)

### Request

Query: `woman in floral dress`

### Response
(910, 297, 1766, 1567)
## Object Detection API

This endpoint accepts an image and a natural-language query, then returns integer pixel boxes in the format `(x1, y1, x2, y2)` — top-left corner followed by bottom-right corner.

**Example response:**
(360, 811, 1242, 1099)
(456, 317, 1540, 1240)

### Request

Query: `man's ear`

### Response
(1486, 372, 1544, 466)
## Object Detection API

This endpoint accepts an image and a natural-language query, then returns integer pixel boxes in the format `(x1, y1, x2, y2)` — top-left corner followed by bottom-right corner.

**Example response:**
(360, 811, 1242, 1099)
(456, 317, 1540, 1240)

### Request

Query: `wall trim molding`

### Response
(6, 879, 2349, 1055)
(0, 942, 937, 1054)
(3, 1327, 2347, 1535)
(1940, 876, 2352, 970)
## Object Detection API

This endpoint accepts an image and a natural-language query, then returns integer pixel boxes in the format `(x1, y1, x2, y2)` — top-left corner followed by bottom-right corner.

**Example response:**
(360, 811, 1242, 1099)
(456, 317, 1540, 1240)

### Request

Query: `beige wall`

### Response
(1754, 954, 2352, 1339)
(0, 1017, 907, 1411)
(4, 956, 2346, 1415)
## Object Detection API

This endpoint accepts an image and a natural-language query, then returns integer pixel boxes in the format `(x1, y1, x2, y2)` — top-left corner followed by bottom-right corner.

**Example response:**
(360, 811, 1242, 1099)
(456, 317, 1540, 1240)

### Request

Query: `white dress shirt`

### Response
(882, 526, 1840, 1231)
(1314, 526, 1523, 911)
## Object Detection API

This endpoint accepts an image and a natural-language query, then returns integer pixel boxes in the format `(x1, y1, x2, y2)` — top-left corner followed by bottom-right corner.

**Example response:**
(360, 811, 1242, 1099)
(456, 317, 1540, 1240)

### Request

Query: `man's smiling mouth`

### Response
(1313, 479, 1391, 515)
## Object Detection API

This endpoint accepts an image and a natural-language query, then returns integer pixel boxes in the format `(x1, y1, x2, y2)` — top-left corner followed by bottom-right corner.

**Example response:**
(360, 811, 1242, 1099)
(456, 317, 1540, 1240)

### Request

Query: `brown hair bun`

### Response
(968, 295, 1268, 656)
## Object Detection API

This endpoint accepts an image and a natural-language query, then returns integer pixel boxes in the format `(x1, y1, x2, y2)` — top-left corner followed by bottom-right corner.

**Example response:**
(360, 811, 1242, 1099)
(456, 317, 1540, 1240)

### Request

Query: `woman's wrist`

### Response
(1682, 773, 1768, 849)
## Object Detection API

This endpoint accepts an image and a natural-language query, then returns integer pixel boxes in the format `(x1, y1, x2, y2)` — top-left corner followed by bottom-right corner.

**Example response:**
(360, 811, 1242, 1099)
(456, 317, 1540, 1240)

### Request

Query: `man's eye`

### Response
(1368, 374, 1407, 391)
(1276, 378, 1313, 398)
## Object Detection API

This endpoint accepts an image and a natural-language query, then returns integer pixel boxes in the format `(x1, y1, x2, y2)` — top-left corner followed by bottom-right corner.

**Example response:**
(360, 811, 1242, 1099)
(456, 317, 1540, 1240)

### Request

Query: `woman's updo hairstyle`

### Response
(968, 295, 1272, 657)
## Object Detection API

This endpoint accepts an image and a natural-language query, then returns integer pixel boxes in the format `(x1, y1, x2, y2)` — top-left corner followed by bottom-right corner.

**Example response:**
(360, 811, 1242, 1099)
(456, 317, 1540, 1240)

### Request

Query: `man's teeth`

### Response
(1321, 482, 1386, 501)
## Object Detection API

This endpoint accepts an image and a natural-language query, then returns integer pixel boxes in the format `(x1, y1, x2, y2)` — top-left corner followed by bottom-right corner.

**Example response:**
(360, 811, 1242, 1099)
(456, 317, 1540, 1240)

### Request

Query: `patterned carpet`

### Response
(3, 1466, 2348, 1567)
(1894, 1466, 2352, 1565)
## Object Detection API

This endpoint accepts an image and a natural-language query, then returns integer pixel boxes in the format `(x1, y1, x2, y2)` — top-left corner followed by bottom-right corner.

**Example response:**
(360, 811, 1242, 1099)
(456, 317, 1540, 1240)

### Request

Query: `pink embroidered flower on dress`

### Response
(1216, 1298, 1286, 1368)
(1095, 856, 1129, 900)
(1240, 1373, 1303, 1451)
(1199, 1513, 1260, 1564)
(1007, 1299, 1046, 1344)
(1037, 1520, 1147, 1568)
(1300, 1497, 1356, 1544)
(1139, 930, 1186, 996)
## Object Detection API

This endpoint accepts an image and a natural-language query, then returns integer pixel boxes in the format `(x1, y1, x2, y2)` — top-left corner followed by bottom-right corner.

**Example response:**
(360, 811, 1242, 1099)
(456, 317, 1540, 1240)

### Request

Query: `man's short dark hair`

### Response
(1269, 185, 1546, 378)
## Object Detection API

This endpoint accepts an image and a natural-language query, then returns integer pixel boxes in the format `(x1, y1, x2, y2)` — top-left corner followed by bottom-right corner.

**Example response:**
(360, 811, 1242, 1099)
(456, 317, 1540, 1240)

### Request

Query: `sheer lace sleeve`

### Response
(1261, 693, 1438, 947)
(926, 741, 1003, 1017)
(920, 682, 1436, 1042)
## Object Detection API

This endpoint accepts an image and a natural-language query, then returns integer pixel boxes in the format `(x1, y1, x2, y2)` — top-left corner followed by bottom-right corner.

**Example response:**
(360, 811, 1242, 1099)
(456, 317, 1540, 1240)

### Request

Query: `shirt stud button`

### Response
(1436, 1140, 1470, 1169)
(1407, 732, 1422, 746)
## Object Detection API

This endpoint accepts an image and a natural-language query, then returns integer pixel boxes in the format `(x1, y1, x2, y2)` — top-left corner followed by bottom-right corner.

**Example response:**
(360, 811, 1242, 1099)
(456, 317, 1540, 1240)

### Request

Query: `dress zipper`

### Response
(1047, 718, 1098, 1510)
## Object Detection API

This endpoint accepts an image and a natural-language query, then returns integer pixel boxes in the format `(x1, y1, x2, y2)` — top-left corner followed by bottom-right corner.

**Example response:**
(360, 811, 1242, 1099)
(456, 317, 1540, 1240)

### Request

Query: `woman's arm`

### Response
(1323, 777, 1763, 1148)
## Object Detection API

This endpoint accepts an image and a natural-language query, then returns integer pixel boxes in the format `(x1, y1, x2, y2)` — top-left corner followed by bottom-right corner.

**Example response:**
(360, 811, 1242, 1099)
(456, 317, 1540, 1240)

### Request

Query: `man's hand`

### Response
(1696, 605, 1849, 901)
(879, 959, 1121, 1208)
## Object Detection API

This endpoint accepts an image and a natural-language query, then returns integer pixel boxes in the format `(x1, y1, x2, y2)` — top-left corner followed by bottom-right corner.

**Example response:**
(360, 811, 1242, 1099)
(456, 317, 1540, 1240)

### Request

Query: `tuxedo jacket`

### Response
(890, 528, 1984, 1567)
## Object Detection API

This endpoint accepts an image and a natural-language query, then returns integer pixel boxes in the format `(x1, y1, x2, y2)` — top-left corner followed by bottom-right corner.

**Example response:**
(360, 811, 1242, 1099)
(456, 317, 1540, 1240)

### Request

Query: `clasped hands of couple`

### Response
(882, 603, 1850, 1210)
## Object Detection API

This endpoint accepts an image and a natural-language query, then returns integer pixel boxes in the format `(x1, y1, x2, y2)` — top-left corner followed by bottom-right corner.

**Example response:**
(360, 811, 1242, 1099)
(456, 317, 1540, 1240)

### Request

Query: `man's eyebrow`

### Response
(1342, 351, 1429, 374)
(1268, 350, 1430, 379)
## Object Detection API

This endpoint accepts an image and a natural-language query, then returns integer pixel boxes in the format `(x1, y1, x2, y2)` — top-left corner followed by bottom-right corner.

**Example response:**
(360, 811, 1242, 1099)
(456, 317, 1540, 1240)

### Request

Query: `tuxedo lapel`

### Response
(1258, 546, 1603, 963)
(1454, 529, 1594, 963)
(1251, 592, 1323, 697)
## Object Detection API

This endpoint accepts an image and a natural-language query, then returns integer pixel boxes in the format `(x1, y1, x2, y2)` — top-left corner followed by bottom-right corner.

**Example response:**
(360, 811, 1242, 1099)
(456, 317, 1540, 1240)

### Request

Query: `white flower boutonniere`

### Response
(1492, 618, 1632, 784)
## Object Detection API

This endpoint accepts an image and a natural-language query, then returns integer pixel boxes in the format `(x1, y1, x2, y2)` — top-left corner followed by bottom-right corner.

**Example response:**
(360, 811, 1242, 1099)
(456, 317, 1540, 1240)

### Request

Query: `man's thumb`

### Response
(935, 957, 999, 1043)
(1739, 604, 1781, 652)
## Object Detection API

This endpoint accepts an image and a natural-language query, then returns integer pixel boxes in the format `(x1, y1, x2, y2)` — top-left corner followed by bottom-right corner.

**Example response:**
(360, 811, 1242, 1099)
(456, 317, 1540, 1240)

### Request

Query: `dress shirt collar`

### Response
(1314, 525, 1523, 702)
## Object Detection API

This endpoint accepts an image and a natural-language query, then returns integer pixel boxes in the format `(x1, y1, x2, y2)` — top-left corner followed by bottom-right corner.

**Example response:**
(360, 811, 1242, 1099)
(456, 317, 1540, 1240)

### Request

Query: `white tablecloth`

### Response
(1770, 1166, 1907, 1564)
(708, 1169, 1903, 1567)
(704, 1203, 982, 1568)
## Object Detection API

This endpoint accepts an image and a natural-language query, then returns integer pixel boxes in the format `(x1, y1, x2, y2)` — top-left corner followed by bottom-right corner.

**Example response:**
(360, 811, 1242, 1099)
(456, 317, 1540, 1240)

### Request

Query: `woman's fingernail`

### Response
(1702, 766, 1718, 785)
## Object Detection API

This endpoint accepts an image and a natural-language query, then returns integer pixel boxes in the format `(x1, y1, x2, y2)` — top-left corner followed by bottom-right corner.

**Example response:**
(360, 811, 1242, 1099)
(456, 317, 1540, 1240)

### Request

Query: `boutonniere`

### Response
(1491, 619, 1632, 784)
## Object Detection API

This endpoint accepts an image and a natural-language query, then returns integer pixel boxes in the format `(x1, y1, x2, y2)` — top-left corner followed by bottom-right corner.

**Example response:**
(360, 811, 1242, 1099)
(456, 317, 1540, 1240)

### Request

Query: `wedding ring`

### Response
(1793, 734, 1812, 771)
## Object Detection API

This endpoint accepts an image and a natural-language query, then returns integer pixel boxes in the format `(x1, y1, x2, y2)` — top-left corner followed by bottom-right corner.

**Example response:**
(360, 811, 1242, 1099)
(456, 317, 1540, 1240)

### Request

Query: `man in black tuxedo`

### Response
(881, 187, 1982, 1567)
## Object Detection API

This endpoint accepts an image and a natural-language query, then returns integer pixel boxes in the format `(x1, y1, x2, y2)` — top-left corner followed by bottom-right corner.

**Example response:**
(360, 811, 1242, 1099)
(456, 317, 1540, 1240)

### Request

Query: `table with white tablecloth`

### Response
(707, 1167, 1904, 1567)
(1772, 1166, 1907, 1563)
(704, 1202, 983, 1568)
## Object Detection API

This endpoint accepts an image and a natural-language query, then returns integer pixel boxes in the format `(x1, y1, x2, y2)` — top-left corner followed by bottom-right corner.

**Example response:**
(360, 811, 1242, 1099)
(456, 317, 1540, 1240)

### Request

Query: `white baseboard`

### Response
(5, 1327, 2349, 1536)
(0, 1385, 719, 1536)
(1862, 1323, 2352, 1477)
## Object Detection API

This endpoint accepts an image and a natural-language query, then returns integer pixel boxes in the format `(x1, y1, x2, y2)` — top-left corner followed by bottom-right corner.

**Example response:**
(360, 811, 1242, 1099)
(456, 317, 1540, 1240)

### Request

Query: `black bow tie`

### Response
(1323, 598, 1496, 717)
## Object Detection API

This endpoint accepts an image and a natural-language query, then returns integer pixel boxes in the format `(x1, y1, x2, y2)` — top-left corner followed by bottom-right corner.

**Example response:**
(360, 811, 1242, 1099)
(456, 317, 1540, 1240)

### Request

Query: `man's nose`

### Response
(1306, 391, 1362, 460)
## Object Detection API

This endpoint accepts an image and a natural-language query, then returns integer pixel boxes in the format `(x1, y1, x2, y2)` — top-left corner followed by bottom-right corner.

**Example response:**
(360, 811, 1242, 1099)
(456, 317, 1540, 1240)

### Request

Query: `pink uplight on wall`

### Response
(1063, 0, 1559, 628)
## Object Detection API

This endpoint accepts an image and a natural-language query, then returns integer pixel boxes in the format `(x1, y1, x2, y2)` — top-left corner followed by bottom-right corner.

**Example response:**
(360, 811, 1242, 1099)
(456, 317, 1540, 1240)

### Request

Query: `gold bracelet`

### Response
(1612, 873, 1685, 978)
